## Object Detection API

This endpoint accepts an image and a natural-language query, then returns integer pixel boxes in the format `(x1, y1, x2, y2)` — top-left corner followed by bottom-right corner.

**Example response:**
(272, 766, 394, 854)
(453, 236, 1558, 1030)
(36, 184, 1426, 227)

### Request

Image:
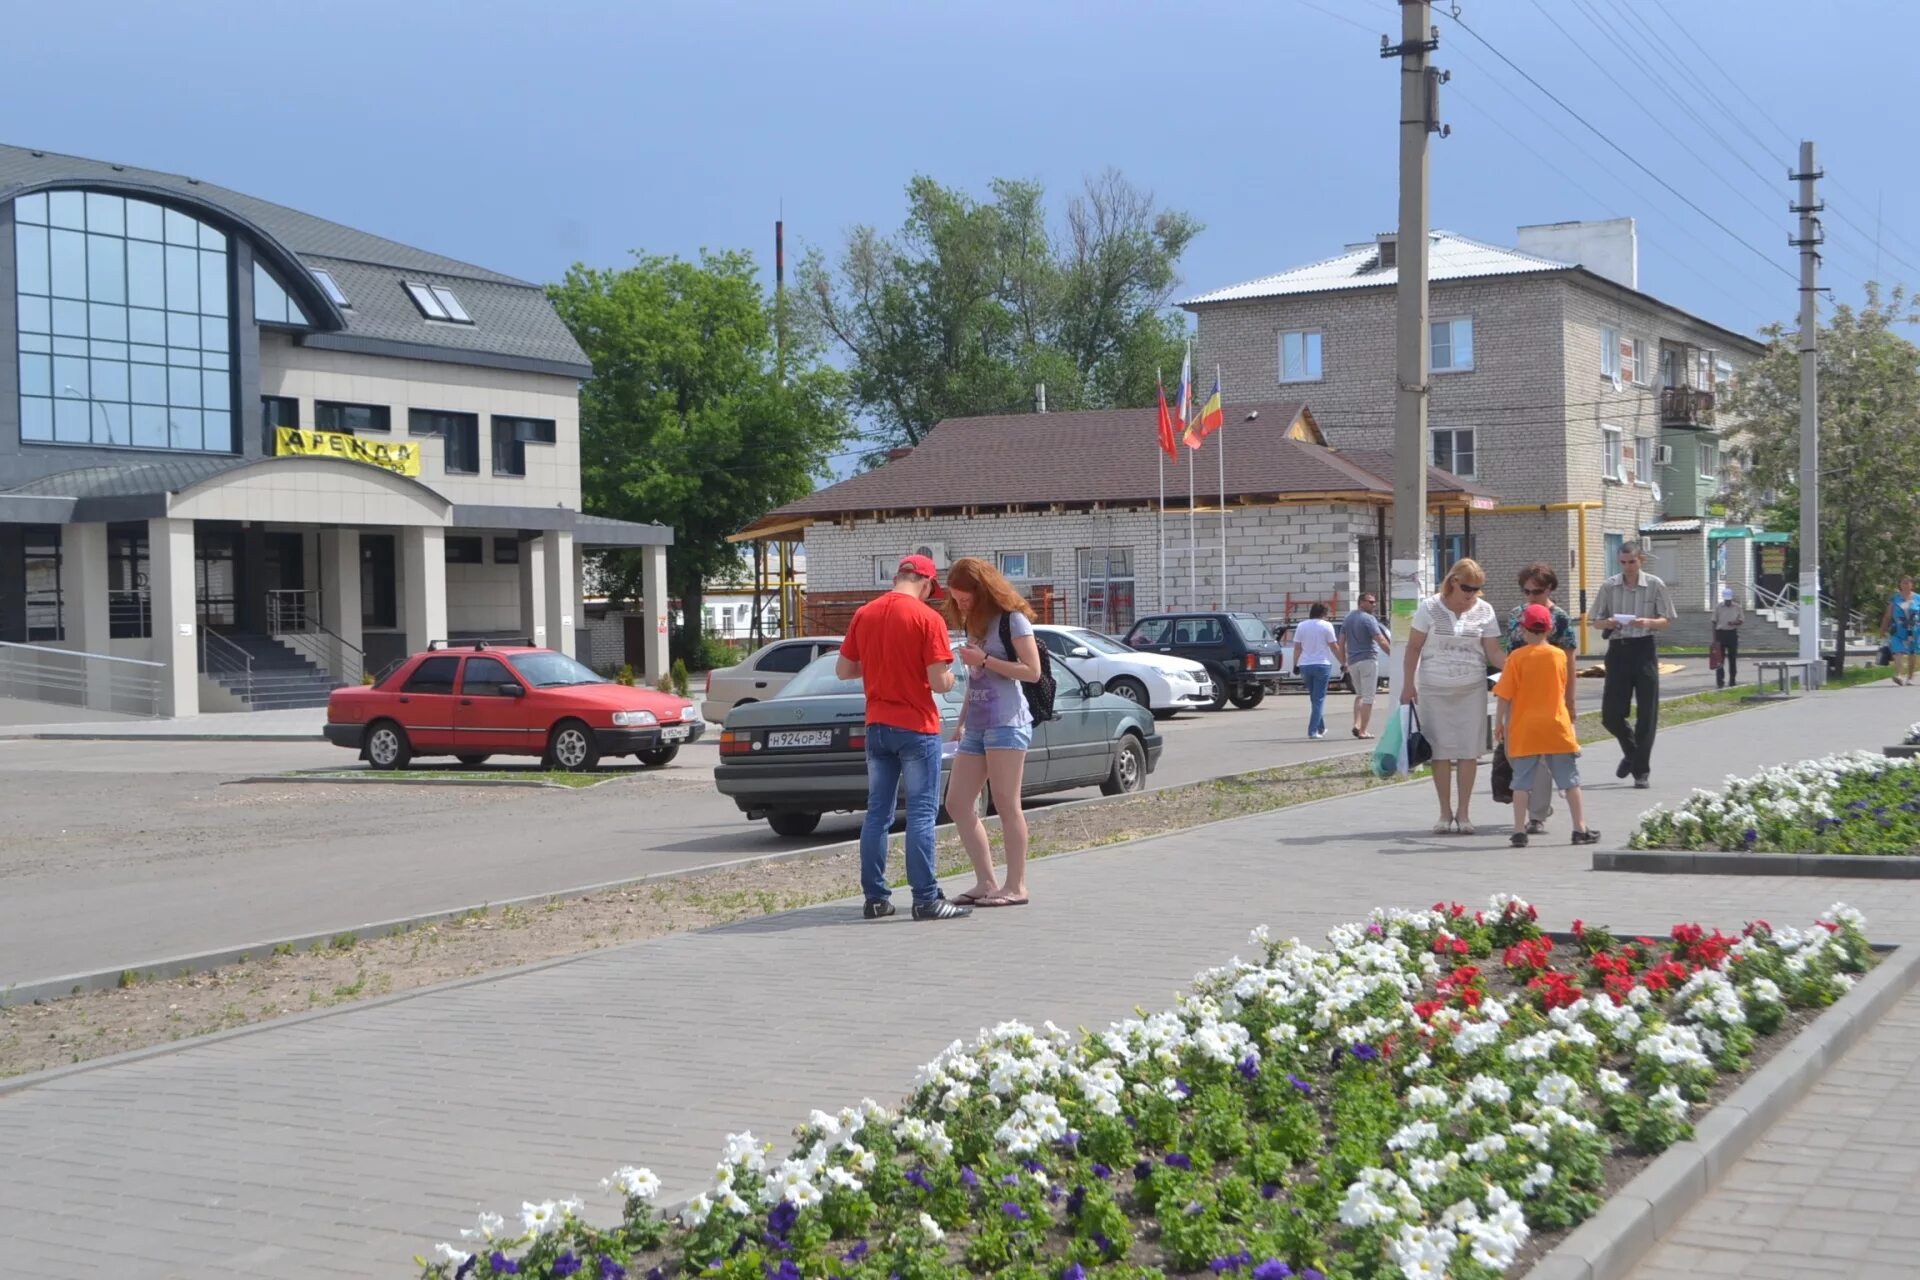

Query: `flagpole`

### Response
(1187, 444, 1196, 609)
(1156, 368, 1166, 613)
(1216, 365, 1227, 612)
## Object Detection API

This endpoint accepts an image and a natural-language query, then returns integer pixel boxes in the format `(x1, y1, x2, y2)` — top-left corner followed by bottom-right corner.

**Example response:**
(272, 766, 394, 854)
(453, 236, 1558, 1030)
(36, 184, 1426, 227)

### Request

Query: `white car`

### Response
(1032, 625, 1214, 718)
(701, 636, 842, 722)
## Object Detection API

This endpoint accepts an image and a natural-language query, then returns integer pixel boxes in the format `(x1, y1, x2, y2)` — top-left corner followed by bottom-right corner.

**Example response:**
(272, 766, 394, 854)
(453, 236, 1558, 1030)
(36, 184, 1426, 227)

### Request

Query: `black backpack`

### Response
(999, 611, 1057, 724)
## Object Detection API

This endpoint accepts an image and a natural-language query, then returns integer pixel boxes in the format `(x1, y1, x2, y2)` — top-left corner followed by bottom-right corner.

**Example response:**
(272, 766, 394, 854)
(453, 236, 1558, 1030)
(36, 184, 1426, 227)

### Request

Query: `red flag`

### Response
(1156, 379, 1177, 459)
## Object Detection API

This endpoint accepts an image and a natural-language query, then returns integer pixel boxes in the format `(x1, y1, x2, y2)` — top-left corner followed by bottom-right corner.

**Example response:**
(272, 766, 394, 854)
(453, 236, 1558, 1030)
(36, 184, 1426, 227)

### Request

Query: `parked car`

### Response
(1123, 611, 1289, 710)
(701, 636, 842, 722)
(1031, 624, 1213, 718)
(712, 652, 1162, 837)
(324, 642, 702, 772)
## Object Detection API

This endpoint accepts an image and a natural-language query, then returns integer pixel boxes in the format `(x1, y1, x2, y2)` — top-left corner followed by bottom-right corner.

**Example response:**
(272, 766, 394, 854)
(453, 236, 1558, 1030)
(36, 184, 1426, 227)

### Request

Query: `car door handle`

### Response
(754, 681, 768, 688)
(460, 698, 472, 706)
(398, 696, 411, 703)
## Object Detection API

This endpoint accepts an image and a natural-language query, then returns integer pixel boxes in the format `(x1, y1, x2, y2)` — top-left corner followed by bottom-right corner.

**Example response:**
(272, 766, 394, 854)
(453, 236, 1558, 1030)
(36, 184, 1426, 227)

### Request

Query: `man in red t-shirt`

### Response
(837, 554, 970, 921)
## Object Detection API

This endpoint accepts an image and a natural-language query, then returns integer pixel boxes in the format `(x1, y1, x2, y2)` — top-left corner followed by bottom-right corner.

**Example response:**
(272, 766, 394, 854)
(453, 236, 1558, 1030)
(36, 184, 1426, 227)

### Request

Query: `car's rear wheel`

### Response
(767, 811, 822, 838)
(636, 745, 679, 768)
(365, 720, 412, 771)
(1107, 676, 1149, 708)
(1230, 686, 1266, 710)
(1102, 733, 1148, 796)
(455, 754, 491, 767)
(545, 719, 601, 772)
(1207, 676, 1230, 712)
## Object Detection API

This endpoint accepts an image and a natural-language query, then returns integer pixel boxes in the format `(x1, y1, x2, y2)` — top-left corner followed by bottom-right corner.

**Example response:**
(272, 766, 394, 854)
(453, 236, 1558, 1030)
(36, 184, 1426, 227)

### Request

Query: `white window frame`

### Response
(1601, 327, 1621, 382)
(1602, 424, 1624, 482)
(1429, 316, 1474, 373)
(1277, 329, 1322, 383)
(1634, 434, 1655, 486)
(1629, 337, 1649, 387)
(1698, 442, 1718, 481)
(1431, 426, 1477, 479)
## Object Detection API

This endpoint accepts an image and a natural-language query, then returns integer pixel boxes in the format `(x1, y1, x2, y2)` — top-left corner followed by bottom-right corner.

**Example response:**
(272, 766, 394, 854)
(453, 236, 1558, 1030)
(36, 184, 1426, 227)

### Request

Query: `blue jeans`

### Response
(860, 724, 944, 906)
(1301, 664, 1332, 736)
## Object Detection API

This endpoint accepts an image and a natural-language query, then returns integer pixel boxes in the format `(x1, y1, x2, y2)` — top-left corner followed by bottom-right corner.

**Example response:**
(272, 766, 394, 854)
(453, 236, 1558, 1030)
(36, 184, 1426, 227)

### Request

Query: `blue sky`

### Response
(9, 1, 1909, 361)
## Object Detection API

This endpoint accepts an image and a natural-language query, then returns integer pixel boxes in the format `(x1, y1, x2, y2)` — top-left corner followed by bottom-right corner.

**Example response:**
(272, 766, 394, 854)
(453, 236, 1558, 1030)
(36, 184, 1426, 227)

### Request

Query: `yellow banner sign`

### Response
(275, 426, 422, 477)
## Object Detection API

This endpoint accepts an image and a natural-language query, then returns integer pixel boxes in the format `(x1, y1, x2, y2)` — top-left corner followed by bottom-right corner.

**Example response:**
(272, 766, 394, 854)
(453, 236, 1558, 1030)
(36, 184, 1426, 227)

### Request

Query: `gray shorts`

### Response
(1348, 659, 1379, 703)
(1509, 752, 1581, 794)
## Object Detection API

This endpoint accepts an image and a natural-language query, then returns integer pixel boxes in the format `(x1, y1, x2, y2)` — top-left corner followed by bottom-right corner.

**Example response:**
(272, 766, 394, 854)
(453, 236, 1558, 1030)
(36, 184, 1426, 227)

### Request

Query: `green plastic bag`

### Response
(1372, 705, 1410, 778)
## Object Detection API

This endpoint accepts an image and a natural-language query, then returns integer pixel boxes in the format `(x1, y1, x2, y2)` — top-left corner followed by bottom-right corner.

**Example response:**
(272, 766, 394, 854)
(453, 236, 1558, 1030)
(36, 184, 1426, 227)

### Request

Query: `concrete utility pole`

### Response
(1384, 1, 1441, 703)
(1791, 141, 1823, 678)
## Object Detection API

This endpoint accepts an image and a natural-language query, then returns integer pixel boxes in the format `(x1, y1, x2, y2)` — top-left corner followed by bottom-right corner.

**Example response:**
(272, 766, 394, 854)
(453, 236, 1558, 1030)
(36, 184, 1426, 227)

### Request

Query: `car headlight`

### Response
(611, 710, 658, 727)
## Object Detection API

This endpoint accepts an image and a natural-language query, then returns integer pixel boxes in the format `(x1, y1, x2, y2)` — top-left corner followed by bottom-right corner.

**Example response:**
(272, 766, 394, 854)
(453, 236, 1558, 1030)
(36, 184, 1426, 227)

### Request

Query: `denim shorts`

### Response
(1509, 752, 1581, 794)
(956, 724, 1033, 755)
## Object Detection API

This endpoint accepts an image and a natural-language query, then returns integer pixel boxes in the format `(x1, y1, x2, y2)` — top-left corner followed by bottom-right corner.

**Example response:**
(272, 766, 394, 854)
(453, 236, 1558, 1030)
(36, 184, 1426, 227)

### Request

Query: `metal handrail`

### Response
(199, 627, 254, 703)
(0, 640, 164, 717)
(268, 589, 365, 686)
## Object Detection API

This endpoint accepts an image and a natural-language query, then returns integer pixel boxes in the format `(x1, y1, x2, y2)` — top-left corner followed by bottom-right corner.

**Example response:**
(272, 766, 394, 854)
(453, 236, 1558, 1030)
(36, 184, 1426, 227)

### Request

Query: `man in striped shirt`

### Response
(1593, 540, 1676, 789)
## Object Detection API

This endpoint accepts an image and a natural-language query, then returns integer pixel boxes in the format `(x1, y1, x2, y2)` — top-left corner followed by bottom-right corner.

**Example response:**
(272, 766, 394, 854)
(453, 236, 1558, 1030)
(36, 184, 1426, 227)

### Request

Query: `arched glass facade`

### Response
(14, 190, 235, 453)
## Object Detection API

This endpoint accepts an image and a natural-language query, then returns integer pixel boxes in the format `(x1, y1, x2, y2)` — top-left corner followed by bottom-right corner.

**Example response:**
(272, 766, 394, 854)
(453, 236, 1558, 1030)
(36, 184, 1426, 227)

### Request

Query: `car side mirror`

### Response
(1070, 646, 1094, 658)
(1084, 679, 1106, 698)
(501, 683, 525, 698)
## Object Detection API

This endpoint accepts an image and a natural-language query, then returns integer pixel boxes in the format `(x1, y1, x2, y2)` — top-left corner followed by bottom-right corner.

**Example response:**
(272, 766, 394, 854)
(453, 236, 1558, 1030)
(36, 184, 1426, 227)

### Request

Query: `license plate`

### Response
(768, 729, 833, 749)
(1257, 655, 1275, 667)
(660, 725, 690, 741)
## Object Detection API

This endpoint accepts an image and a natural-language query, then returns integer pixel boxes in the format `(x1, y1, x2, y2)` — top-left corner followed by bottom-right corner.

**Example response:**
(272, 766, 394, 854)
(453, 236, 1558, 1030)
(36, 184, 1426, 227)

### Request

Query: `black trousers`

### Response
(1714, 628, 1740, 685)
(1602, 636, 1660, 777)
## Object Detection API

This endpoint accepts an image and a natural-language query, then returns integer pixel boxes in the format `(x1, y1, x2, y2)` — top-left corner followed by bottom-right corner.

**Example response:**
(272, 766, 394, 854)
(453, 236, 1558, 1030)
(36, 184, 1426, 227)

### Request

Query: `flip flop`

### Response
(951, 892, 989, 907)
(977, 895, 1029, 908)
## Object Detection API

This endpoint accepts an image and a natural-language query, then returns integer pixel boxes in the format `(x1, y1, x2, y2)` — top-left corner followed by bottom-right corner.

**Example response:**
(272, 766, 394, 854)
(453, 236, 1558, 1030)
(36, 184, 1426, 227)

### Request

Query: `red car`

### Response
(324, 642, 702, 772)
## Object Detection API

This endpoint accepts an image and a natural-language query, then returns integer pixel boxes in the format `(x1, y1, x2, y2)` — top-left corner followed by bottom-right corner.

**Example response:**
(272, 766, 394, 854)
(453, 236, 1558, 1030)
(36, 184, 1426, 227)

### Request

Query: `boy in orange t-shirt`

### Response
(1495, 603, 1599, 848)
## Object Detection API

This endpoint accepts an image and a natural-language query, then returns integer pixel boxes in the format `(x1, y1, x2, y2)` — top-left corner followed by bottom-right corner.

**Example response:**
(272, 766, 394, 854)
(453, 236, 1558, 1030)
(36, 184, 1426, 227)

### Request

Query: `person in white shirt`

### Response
(1712, 586, 1744, 688)
(1291, 602, 1344, 740)
(1401, 558, 1508, 835)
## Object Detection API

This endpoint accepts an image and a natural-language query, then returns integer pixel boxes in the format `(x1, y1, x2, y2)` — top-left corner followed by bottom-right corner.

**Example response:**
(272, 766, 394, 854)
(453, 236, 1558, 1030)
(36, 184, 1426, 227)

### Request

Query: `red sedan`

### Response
(324, 643, 702, 772)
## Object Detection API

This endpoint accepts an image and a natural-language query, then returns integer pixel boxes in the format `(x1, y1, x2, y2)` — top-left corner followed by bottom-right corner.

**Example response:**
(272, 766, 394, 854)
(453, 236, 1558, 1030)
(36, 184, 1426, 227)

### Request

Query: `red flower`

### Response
(1571, 919, 1586, 938)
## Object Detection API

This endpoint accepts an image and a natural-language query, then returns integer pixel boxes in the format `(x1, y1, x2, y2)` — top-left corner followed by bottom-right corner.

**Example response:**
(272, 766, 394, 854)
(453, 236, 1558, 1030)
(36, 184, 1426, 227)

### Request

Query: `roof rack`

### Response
(427, 639, 489, 651)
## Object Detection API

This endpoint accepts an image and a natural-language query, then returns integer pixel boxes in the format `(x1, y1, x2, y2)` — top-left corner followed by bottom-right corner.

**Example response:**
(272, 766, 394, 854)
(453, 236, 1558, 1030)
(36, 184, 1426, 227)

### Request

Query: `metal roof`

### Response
(0, 143, 590, 377)
(1181, 231, 1571, 306)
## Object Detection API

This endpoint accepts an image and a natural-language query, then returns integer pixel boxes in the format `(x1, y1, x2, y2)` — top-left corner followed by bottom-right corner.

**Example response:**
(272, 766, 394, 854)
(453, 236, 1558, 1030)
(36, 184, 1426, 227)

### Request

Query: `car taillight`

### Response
(720, 729, 752, 756)
(1245, 653, 1258, 670)
(849, 731, 865, 752)
(704, 669, 712, 694)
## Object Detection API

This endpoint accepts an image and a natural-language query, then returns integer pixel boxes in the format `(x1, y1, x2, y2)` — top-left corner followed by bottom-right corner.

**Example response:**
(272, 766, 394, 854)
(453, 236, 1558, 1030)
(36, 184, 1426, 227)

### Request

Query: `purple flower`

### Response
(1048, 1183, 1063, 1204)
(1252, 1263, 1294, 1280)
(1093, 1232, 1115, 1256)
(769, 1200, 801, 1236)
(1001, 1202, 1030, 1221)
(1066, 1185, 1087, 1217)
(959, 1166, 979, 1189)
(1351, 1043, 1380, 1062)
(1164, 1152, 1193, 1171)
(1062, 1266, 1087, 1280)
(1743, 827, 1759, 845)
(647, 1269, 665, 1280)
(456, 1256, 478, 1280)
(1287, 1074, 1313, 1096)
(1301, 1270, 1327, 1280)
(1174, 1078, 1193, 1098)
(1367, 922, 1384, 935)
(767, 1261, 803, 1280)
(597, 1258, 627, 1280)
(905, 1167, 932, 1192)
(1021, 1159, 1044, 1174)
(1000, 1173, 1022, 1187)
(1091, 1163, 1112, 1180)
(552, 1255, 582, 1279)
(841, 1241, 870, 1264)
(1132, 1160, 1153, 1181)
(1237, 1055, 1260, 1081)
(1261, 1182, 1282, 1201)
(489, 1253, 520, 1277)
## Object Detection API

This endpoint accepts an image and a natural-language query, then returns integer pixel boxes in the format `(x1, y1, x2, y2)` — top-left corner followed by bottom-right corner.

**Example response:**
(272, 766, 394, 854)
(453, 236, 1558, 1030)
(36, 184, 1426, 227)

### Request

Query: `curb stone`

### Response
(228, 772, 620, 790)
(1530, 941, 1920, 1280)
(1594, 850, 1920, 878)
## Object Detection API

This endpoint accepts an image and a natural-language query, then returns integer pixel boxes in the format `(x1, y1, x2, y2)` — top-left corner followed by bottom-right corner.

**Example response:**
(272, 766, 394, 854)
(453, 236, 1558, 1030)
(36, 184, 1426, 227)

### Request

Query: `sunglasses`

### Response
(1455, 583, 1482, 593)
(1523, 587, 1550, 596)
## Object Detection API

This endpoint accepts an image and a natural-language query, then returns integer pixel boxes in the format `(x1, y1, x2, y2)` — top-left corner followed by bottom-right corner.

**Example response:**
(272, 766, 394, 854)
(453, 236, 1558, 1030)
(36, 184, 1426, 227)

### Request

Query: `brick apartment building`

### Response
(1184, 219, 1765, 643)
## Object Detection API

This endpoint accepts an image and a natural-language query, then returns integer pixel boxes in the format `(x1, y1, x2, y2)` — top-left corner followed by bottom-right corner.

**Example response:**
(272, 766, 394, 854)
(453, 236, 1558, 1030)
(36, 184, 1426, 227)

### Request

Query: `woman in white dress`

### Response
(1400, 558, 1508, 835)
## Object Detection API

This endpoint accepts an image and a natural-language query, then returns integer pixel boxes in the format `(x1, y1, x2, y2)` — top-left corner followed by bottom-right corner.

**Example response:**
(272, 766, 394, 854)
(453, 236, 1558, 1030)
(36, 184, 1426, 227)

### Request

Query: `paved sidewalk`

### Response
(1, 686, 1915, 1279)
(0, 705, 325, 738)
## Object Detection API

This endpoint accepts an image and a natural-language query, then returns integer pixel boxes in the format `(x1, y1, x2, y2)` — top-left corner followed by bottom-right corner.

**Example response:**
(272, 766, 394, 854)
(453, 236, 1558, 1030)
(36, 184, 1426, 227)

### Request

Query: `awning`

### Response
(1706, 526, 1752, 539)
(1750, 531, 1792, 545)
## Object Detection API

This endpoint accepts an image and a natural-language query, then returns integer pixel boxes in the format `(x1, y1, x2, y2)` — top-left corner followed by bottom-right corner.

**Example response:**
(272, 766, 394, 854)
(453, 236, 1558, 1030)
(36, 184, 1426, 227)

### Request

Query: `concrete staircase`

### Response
(199, 631, 341, 710)
(1750, 600, 1877, 656)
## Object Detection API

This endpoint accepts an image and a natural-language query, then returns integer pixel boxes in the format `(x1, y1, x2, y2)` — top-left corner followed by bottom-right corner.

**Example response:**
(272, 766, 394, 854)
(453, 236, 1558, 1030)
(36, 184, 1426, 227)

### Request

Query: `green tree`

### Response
(548, 251, 849, 659)
(798, 169, 1200, 454)
(1725, 284, 1920, 667)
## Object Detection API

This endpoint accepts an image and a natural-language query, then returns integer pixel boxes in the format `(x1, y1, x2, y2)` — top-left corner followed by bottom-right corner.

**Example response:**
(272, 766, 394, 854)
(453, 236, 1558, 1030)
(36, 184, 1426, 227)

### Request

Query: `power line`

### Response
(1651, 0, 1797, 152)
(1281, 0, 1381, 36)
(1608, 0, 1792, 175)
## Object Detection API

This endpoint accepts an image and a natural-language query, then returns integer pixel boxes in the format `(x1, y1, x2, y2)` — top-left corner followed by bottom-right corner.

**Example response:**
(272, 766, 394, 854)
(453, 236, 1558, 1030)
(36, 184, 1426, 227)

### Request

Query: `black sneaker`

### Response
(1615, 759, 1634, 779)
(1572, 828, 1601, 846)
(1633, 774, 1651, 789)
(863, 899, 897, 920)
(912, 898, 973, 922)
(1510, 831, 1529, 848)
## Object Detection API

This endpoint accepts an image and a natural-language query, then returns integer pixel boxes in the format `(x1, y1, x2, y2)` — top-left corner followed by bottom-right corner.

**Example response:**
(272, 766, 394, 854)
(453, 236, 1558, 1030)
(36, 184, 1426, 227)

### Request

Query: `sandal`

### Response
(1432, 819, 1455, 836)
(951, 892, 992, 907)
(1456, 820, 1476, 836)
(976, 895, 1029, 908)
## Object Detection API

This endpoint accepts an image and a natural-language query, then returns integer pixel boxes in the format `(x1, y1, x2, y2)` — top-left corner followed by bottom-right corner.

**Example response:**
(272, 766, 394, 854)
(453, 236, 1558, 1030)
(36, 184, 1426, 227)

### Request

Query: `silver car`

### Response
(713, 652, 1163, 837)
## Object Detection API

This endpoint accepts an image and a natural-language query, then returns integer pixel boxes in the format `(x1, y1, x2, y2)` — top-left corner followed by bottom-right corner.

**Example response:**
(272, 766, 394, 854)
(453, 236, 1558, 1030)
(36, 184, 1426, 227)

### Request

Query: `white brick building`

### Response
(736, 403, 1487, 634)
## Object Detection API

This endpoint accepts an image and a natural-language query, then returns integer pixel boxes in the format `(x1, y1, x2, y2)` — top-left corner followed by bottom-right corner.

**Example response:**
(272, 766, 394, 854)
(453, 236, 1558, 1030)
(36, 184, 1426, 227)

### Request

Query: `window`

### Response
(490, 415, 556, 477)
(444, 536, 484, 564)
(23, 527, 62, 642)
(493, 537, 520, 565)
(1430, 533, 1467, 585)
(315, 401, 390, 434)
(1076, 547, 1136, 632)
(108, 526, 150, 639)
(1430, 317, 1474, 372)
(1605, 532, 1625, 566)
(410, 408, 480, 474)
(1628, 337, 1649, 386)
(1602, 327, 1621, 382)
(1602, 425, 1624, 481)
(404, 280, 473, 324)
(402, 655, 460, 695)
(1634, 435, 1655, 485)
(309, 269, 348, 307)
(1698, 442, 1719, 481)
(460, 656, 518, 697)
(253, 262, 310, 327)
(261, 395, 298, 453)
(996, 550, 1052, 580)
(756, 643, 815, 675)
(1174, 616, 1223, 645)
(1278, 329, 1322, 382)
(1431, 427, 1476, 479)
(14, 190, 235, 453)
(1128, 617, 1172, 646)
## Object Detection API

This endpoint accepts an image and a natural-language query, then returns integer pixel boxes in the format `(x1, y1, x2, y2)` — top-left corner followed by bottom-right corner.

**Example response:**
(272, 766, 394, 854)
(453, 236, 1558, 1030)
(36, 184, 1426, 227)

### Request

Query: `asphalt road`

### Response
(0, 659, 1725, 988)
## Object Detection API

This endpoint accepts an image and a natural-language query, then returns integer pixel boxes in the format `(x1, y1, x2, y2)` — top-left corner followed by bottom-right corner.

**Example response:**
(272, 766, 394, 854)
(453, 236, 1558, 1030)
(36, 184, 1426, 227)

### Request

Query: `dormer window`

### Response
(404, 281, 472, 324)
(310, 268, 348, 307)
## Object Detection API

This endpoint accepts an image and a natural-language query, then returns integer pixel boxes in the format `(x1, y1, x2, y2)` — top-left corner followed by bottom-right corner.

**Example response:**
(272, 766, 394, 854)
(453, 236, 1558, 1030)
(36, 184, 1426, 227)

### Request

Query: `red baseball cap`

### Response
(1521, 603, 1553, 633)
(898, 553, 943, 598)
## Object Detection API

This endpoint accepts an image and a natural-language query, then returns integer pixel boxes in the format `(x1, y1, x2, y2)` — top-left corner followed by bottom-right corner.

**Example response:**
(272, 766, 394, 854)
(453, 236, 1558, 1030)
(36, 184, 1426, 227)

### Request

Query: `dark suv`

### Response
(1124, 612, 1288, 710)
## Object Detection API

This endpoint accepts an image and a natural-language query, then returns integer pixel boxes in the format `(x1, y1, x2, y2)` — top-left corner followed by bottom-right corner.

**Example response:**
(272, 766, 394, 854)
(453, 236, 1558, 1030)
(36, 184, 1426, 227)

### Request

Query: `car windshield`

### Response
(777, 653, 865, 699)
(1232, 615, 1274, 644)
(1062, 629, 1132, 655)
(509, 651, 607, 689)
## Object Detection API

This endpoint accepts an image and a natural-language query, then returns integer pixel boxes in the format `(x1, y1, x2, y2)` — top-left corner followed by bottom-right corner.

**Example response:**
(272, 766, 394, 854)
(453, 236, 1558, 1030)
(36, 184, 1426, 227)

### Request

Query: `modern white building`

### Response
(0, 144, 672, 716)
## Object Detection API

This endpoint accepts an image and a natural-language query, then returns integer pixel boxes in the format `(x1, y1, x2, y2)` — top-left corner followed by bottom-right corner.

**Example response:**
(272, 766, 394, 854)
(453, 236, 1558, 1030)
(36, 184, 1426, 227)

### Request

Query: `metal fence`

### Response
(0, 641, 164, 718)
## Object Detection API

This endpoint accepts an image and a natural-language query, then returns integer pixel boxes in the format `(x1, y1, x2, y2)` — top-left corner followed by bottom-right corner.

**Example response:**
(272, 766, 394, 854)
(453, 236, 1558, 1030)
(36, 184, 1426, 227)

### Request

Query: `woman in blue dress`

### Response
(1884, 576, 1920, 685)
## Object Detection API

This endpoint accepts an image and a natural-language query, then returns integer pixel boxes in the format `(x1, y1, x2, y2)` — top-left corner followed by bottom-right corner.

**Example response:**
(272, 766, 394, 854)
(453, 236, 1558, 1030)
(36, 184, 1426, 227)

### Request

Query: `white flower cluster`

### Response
(1633, 753, 1920, 849)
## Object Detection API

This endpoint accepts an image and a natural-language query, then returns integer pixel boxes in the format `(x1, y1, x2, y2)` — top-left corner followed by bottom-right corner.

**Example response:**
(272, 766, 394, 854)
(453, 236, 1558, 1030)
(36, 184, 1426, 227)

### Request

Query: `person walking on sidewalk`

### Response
(1340, 593, 1390, 738)
(1502, 563, 1576, 835)
(1293, 602, 1343, 740)
(1401, 558, 1507, 835)
(1495, 603, 1599, 848)
(1883, 576, 1920, 686)
(1594, 540, 1676, 790)
(941, 557, 1042, 909)
(1712, 585, 1744, 688)
(836, 553, 972, 921)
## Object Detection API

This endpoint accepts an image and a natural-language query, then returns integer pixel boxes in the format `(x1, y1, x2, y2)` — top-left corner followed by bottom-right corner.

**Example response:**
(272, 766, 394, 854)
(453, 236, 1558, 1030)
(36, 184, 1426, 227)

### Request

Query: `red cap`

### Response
(898, 553, 943, 599)
(1521, 603, 1553, 633)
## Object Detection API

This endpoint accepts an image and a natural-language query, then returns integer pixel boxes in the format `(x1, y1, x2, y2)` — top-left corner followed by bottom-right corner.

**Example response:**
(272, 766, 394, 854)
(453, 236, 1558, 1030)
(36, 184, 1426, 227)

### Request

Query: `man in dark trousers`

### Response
(1593, 540, 1676, 789)
(836, 553, 972, 921)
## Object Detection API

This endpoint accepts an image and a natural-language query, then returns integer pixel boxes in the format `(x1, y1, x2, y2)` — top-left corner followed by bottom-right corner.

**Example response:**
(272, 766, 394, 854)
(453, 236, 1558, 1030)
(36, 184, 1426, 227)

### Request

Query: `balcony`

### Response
(1659, 384, 1715, 427)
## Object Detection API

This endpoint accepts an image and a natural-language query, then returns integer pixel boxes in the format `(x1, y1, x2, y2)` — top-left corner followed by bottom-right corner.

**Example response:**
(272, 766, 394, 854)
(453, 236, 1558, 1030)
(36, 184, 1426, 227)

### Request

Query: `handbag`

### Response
(1490, 744, 1514, 804)
(1881, 644, 1895, 667)
(1371, 706, 1410, 779)
(1404, 705, 1434, 770)
(1708, 640, 1723, 670)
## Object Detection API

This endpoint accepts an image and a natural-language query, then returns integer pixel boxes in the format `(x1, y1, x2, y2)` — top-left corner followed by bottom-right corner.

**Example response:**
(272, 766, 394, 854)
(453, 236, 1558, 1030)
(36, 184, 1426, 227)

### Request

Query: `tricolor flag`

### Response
(1184, 374, 1223, 448)
(1156, 377, 1177, 459)
(1175, 347, 1192, 440)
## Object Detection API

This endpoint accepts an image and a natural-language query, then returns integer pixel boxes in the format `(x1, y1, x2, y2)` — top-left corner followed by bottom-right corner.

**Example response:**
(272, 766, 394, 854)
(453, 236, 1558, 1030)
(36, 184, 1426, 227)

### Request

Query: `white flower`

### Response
(1652, 1083, 1690, 1121)
(434, 1243, 468, 1263)
(1596, 1068, 1630, 1096)
(603, 1166, 661, 1200)
(1534, 1072, 1581, 1109)
(521, 1201, 558, 1236)
(459, 1211, 506, 1243)
(1464, 1074, 1512, 1106)
(680, 1193, 713, 1227)
(1519, 1162, 1555, 1196)
(1387, 1119, 1440, 1152)
(1406, 1084, 1448, 1109)
(720, 1189, 751, 1216)
(918, 1211, 946, 1241)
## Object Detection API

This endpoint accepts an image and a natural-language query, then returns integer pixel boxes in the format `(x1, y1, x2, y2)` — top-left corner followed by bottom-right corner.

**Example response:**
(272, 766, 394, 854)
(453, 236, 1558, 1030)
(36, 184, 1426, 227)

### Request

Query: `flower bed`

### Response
(1630, 753, 1920, 854)
(417, 896, 1874, 1280)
